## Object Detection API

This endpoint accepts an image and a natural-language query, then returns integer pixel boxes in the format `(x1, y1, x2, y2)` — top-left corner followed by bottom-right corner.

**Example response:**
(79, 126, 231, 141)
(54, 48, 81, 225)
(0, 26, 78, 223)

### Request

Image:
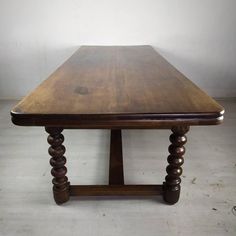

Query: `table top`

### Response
(11, 45, 224, 128)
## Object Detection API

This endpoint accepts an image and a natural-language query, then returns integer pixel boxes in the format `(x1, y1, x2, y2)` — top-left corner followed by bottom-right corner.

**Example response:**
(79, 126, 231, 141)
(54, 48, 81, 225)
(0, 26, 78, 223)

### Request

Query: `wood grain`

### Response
(11, 45, 224, 127)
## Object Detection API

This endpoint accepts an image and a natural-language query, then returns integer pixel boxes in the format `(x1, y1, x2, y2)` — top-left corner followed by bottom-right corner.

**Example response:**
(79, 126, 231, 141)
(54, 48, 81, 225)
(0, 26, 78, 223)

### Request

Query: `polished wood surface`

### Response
(11, 45, 224, 127)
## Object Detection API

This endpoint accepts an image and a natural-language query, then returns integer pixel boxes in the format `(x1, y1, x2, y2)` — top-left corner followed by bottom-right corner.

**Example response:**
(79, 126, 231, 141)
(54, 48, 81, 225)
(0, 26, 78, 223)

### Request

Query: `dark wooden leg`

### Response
(45, 127, 69, 205)
(109, 130, 124, 185)
(163, 126, 189, 204)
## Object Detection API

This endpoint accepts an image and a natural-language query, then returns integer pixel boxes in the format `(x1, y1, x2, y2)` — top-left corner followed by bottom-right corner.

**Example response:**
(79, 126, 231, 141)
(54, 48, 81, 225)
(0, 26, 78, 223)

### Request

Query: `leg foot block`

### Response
(163, 183, 180, 204)
(53, 187, 70, 205)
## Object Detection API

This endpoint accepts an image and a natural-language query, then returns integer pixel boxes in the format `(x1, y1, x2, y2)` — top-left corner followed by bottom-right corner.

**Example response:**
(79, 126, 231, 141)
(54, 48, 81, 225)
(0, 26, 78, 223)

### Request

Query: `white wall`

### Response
(0, 0, 236, 99)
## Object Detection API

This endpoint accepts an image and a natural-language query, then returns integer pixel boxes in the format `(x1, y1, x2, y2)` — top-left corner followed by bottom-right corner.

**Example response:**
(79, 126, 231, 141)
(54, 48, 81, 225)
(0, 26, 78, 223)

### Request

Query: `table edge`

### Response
(10, 110, 224, 128)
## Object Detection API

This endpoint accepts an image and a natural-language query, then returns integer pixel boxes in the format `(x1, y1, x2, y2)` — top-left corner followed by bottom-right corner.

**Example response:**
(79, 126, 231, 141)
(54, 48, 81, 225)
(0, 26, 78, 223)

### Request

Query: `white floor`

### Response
(0, 100, 236, 236)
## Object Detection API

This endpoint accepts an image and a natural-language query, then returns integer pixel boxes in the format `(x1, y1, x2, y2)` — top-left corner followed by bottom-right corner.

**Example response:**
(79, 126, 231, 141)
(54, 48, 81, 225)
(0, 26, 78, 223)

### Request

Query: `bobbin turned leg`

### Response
(45, 127, 69, 204)
(163, 126, 189, 204)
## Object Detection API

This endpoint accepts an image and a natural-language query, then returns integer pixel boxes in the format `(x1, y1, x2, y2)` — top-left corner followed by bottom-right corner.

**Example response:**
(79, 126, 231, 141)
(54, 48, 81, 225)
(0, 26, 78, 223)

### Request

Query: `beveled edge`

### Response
(11, 109, 224, 128)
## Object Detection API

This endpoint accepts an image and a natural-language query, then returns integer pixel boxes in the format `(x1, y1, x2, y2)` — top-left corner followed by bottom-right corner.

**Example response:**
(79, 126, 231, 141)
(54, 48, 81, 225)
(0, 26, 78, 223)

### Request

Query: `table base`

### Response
(45, 127, 189, 205)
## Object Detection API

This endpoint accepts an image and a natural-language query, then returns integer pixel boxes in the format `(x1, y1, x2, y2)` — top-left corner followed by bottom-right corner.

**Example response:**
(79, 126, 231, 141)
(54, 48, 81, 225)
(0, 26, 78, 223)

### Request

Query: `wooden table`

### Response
(11, 46, 224, 205)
